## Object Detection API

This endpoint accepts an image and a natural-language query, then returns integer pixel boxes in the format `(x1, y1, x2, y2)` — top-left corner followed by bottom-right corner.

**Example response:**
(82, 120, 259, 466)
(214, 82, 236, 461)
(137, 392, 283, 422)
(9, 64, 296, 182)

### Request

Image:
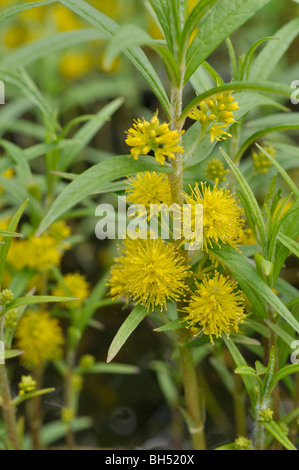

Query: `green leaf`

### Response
(180, 0, 219, 59)
(37, 155, 172, 235)
(0, 296, 77, 317)
(273, 199, 299, 283)
(265, 320, 295, 347)
(269, 364, 299, 395)
(257, 144, 299, 196)
(236, 114, 299, 163)
(57, 0, 170, 116)
(0, 68, 56, 132)
(0, 139, 32, 184)
(23, 417, 93, 449)
(154, 318, 187, 332)
(107, 305, 148, 363)
(277, 233, 299, 259)
(185, 0, 272, 82)
(210, 243, 299, 335)
(11, 388, 55, 407)
(75, 362, 139, 375)
(263, 346, 276, 399)
(249, 17, 299, 81)
(0, 230, 22, 238)
(261, 420, 297, 450)
(59, 98, 124, 171)
(223, 337, 257, 407)
(0, 0, 55, 23)
(104, 24, 155, 67)
(220, 149, 266, 246)
(241, 37, 279, 80)
(3, 350, 24, 360)
(214, 443, 236, 450)
(151, 360, 179, 406)
(1, 30, 106, 69)
(147, 0, 173, 50)
(235, 365, 262, 382)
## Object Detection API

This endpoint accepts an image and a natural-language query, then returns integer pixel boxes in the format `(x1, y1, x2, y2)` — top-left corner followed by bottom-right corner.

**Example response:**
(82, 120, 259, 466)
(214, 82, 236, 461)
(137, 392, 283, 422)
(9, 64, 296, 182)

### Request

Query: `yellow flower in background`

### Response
(189, 91, 238, 143)
(7, 229, 69, 272)
(19, 0, 46, 21)
(108, 238, 189, 311)
(48, 220, 71, 242)
(184, 273, 246, 344)
(18, 375, 37, 395)
(184, 183, 244, 250)
(126, 112, 184, 165)
(59, 51, 94, 80)
(52, 273, 90, 308)
(50, 4, 82, 32)
(0, 168, 14, 195)
(126, 171, 172, 219)
(15, 310, 64, 369)
(236, 227, 256, 246)
(205, 159, 229, 183)
(251, 146, 276, 174)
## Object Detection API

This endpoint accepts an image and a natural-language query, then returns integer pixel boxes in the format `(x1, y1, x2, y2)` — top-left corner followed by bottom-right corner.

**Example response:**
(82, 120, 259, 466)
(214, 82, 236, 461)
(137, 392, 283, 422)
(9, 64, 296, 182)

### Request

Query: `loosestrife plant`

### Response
(0, 0, 299, 451)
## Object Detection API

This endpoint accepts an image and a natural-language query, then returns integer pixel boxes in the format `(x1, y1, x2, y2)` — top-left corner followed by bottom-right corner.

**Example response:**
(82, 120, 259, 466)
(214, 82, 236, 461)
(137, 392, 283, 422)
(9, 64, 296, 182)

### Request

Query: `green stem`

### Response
(65, 348, 76, 450)
(0, 317, 20, 450)
(169, 58, 206, 449)
(233, 374, 247, 437)
(177, 327, 206, 450)
(28, 369, 43, 450)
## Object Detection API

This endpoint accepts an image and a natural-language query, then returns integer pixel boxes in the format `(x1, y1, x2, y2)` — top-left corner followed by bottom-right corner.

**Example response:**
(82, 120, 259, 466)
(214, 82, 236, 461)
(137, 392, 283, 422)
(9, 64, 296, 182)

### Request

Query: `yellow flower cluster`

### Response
(0, 289, 14, 306)
(7, 221, 70, 272)
(52, 273, 90, 308)
(125, 112, 184, 165)
(108, 238, 189, 311)
(205, 159, 229, 183)
(15, 310, 64, 369)
(189, 91, 239, 143)
(184, 273, 246, 344)
(183, 183, 244, 250)
(251, 146, 276, 174)
(126, 171, 172, 219)
(18, 375, 37, 395)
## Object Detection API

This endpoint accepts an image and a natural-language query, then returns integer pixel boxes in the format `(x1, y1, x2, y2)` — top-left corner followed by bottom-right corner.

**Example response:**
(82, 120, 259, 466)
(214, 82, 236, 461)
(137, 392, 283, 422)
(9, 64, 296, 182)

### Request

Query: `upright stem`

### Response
(169, 63, 206, 450)
(178, 328, 206, 450)
(65, 348, 76, 449)
(0, 317, 20, 449)
(28, 369, 43, 450)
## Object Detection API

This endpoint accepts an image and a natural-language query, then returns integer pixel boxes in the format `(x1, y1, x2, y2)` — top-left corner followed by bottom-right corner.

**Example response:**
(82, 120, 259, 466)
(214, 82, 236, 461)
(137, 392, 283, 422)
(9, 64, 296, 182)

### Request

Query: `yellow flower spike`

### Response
(183, 183, 244, 250)
(61, 408, 75, 423)
(126, 171, 172, 220)
(184, 273, 246, 344)
(15, 310, 64, 369)
(125, 112, 184, 165)
(234, 436, 252, 450)
(108, 238, 189, 311)
(188, 89, 239, 143)
(18, 375, 37, 395)
(252, 145, 276, 174)
(205, 159, 229, 183)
